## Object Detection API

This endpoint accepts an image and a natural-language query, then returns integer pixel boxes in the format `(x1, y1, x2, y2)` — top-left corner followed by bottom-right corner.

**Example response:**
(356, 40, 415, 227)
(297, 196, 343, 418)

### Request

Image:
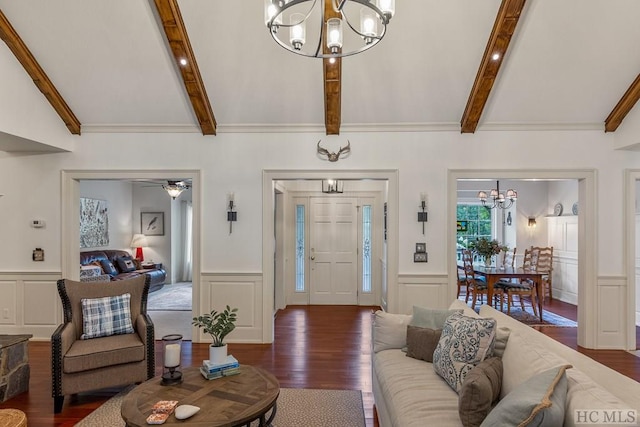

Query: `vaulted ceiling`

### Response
(1, 0, 639, 137)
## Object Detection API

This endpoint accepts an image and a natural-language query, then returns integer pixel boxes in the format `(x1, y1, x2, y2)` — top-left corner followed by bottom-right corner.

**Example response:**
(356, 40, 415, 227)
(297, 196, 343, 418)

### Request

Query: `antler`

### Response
(317, 140, 351, 162)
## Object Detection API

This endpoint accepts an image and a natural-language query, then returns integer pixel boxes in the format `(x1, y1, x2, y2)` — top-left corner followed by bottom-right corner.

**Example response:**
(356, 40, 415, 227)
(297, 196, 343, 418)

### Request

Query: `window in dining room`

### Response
(456, 204, 492, 251)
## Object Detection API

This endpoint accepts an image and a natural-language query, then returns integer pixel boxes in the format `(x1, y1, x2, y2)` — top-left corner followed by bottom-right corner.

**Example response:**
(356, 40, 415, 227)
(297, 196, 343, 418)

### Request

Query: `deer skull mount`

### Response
(317, 140, 351, 162)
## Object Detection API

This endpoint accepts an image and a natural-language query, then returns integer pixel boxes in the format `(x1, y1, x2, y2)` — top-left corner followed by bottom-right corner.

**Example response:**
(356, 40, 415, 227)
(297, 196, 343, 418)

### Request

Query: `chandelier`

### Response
(163, 181, 190, 200)
(478, 181, 517, 210)
(264, 0, 395, 59)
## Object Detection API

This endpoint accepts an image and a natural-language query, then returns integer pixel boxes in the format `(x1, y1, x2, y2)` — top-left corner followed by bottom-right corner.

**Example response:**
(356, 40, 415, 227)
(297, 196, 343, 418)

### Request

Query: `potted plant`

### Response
(192, 305, 238, 364)
(468, 238, 507, 268)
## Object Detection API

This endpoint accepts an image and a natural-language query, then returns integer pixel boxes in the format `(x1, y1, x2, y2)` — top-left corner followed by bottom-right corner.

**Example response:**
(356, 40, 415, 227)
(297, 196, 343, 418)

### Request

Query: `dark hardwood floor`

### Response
(2, 302, 640, 427)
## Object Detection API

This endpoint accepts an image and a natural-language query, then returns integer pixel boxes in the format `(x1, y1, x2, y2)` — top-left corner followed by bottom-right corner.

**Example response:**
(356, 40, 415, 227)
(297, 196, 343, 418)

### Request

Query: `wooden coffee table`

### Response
(121, 365, 280, 427)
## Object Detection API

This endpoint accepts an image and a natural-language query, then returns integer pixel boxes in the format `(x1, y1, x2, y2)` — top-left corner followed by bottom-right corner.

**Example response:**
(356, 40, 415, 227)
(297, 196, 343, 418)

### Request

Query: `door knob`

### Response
(310, 256, 315, 260)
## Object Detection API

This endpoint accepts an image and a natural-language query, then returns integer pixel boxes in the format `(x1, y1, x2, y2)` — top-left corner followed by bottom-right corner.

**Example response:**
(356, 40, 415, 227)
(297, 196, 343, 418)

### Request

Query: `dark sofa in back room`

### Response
(80, 250, 166, 293)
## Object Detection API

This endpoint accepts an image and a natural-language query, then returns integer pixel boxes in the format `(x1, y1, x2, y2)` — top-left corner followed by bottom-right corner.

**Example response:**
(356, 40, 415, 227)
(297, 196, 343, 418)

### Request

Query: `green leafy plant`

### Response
(192, 305, 238, 347)
(468, 238, 507, 259)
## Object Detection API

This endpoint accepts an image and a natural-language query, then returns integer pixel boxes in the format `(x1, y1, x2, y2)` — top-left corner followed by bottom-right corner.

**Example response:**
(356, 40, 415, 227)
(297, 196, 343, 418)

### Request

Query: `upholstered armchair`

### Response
(51, 275, 155, 413)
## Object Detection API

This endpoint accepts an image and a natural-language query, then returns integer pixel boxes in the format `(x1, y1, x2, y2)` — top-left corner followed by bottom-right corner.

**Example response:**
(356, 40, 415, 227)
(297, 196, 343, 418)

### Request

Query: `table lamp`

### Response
(161, 334, 183, 385)
(130, 234, 148, 262)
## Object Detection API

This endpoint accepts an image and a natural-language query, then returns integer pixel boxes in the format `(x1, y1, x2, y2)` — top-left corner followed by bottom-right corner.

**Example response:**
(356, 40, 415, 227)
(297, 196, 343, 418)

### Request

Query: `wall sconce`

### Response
(417, 192, 428, 235)
(130, 233, 148, 261)
(528, 217, 537, 228)
(227, 192, 237, 234)
(506, 212, 513, 226)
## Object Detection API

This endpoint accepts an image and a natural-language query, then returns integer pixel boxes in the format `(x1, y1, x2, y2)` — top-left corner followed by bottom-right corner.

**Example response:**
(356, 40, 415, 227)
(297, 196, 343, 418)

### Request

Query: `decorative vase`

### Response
(209, 344, 227, 364)
(484, 256, 492, 268)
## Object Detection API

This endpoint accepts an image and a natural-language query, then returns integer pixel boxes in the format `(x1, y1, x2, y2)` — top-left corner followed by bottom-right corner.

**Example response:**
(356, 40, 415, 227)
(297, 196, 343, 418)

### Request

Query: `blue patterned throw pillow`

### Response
(80, 293, 135, 339)
(433, 312, 497, 392)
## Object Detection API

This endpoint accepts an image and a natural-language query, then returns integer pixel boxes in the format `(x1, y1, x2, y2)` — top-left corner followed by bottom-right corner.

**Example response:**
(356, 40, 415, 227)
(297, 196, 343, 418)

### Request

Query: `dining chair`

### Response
(456, 266, 468, 301)
(498, 248, 538, 316)
(461, 250, 502, 310)
(530, 246, 553, 301)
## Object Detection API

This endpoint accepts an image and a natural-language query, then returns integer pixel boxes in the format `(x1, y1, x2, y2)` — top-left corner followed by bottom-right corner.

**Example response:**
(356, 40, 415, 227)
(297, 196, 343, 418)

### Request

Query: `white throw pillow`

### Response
(372, 310, 412, 353)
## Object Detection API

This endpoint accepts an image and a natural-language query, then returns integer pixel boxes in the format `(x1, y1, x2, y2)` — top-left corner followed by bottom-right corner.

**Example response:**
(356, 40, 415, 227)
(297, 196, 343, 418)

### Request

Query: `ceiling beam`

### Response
(153, 0, 216, 135)
(0, 10, 81, 135)
(604, 73, 640, 132)
(460, 0, 527, 133)
(322, 1, 342, 135)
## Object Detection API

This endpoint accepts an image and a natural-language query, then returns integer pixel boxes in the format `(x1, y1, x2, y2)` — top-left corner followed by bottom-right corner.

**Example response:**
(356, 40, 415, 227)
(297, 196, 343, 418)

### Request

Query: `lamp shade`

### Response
(130, 234, 148, 248)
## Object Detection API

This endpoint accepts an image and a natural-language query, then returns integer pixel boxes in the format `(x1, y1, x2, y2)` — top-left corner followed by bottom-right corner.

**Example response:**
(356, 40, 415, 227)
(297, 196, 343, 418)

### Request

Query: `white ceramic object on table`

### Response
(175, 405, 200, 420)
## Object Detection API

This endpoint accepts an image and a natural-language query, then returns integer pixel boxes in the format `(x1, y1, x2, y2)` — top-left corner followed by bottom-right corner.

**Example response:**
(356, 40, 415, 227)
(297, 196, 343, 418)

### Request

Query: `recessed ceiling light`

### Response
(492, 53, 500, 61)
(179, 58, 188, 66)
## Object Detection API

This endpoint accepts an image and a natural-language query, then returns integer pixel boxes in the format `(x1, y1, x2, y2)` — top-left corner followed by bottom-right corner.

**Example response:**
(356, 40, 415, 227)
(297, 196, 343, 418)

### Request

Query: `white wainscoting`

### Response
(199, 273, 264, 344)
(597, 276, 628, 349)
(396, 274, 449, 314)
(547, 215, 578, 305)
(0, 272, 62, 339)
(636, 264, 640, 325)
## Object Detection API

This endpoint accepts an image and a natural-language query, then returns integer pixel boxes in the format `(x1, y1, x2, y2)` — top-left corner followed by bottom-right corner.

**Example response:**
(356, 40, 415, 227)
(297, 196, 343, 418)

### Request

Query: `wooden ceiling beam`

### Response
(0, 10, 81, 135)
(604, 73, 640, 132)
(322, 1, 342, 135)
(460, 0, 527, 133)
(153, 0, 216, 135)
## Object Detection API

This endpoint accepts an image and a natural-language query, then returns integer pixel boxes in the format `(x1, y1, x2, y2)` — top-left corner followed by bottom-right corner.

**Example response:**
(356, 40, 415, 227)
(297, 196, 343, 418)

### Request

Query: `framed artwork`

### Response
(141, 212, 164, 236)
(80, 198, 109, 248)
(415, 243, 426, 253)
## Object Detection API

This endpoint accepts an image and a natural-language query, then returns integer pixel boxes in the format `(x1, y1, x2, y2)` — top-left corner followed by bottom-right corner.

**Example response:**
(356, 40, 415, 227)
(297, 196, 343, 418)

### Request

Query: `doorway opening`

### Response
(62, 170, 201, 341)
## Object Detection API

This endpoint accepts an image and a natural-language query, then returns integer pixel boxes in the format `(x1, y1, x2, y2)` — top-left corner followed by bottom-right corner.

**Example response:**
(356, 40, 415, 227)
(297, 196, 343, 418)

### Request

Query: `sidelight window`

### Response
(295, 204, 305, 292)
(362, 205, 372, 293)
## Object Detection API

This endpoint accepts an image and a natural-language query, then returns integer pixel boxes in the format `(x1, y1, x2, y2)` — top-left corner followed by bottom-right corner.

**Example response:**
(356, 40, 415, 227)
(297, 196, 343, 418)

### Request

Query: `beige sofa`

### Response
(372, 300, 640, 426)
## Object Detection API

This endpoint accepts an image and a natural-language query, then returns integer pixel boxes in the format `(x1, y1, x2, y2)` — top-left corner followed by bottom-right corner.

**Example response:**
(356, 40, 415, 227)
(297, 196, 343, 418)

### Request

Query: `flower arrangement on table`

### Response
(468, 238, 508, 267)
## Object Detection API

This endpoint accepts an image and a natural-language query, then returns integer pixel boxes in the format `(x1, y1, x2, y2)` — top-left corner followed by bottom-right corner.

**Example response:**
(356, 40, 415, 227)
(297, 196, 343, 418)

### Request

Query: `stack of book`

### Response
(199, 355, 240, 380)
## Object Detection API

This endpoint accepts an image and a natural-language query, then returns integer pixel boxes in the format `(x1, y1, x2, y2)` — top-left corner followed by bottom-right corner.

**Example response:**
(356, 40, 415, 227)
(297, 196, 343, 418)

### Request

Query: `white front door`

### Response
(309, 197, 358, 304)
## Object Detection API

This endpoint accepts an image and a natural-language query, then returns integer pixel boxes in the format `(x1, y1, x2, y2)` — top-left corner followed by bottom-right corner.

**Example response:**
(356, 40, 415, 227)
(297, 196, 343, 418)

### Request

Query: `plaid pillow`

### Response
(80, 293, 134, 340)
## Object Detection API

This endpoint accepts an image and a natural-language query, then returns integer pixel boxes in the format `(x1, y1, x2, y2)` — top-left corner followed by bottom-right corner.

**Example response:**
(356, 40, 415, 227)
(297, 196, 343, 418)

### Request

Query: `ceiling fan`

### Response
(139, 179, 192, 199)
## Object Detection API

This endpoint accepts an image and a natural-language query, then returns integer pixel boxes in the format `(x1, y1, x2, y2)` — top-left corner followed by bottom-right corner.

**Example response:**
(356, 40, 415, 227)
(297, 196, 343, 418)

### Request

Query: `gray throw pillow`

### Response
(493, 327, 511, 359)
(480, 364, 572, 427)
(459, 357, 503, 427)
(405, 325, 442, 362)
(433, 312, 497, 392)
(410, 305, 462, 329)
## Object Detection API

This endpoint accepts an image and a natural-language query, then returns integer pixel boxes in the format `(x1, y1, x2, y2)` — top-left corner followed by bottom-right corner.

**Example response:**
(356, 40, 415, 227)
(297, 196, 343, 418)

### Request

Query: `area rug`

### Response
(506, 307, 577, 327)
(147, 310, 193, 341)
(75, 387, 365, 427)
(148, 282, 192, 311)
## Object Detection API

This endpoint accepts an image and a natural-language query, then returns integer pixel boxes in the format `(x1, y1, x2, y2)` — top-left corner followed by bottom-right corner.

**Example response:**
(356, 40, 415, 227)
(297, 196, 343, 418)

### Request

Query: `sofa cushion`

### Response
(116, 256, 136, 273)
(406, 325, 441, 362)
(480, 364, 571, 427)
(80, 293, 135, 339)
(459, 357, 503, 427)
(493, 327, 511, 359)
(373, 349, 463, 426)
(63, 332, 145, 373)
(499, 331, 569, 399)
(100, 259, 118, 276)
(372, 311, 412, 353)
(410, 305, 462, 329)
(433, 312, 497, 392)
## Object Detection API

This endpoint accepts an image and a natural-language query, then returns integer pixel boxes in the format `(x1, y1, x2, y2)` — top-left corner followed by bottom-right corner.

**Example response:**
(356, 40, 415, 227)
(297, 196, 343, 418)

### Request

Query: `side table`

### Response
(0, 335, 32, 402)
(141, 263, 162, 270)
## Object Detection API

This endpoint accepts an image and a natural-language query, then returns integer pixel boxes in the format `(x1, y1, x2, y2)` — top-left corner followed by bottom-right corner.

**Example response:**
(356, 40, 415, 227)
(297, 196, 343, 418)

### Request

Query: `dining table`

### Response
(466, 265, 544, 321)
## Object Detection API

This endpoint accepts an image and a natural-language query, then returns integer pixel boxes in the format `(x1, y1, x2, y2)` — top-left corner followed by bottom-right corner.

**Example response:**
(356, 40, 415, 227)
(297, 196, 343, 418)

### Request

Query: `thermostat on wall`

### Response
(31, 220, 45, 228)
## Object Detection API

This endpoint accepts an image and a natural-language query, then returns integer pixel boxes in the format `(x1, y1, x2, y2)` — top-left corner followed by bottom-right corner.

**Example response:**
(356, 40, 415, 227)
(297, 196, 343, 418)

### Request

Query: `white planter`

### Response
(209, 344, 227, 364)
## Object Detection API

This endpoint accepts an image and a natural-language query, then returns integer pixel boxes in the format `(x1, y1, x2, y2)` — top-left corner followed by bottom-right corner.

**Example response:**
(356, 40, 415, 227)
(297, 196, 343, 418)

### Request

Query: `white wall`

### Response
(1, 129, 640, 347)
(79, 180, 133, 251)
(132, 183, 173, 281)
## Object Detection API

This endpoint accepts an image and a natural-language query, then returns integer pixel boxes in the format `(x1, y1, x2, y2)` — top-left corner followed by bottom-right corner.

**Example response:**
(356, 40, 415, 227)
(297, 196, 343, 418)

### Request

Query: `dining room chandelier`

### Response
(478, 180, 517, 210)
(264, 0, 395, 59)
